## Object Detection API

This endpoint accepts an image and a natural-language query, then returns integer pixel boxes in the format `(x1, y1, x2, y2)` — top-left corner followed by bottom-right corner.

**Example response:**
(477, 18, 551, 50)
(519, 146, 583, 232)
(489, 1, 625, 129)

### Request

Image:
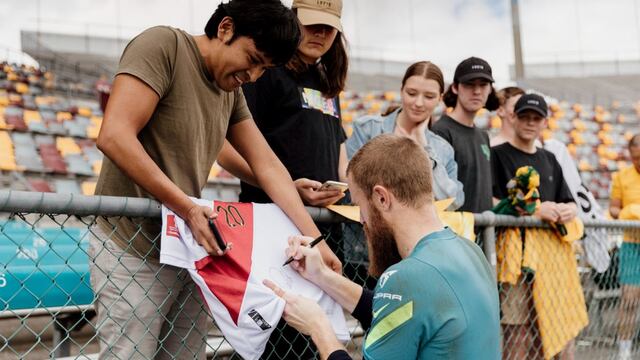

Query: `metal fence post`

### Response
(479, 211, 497, 279)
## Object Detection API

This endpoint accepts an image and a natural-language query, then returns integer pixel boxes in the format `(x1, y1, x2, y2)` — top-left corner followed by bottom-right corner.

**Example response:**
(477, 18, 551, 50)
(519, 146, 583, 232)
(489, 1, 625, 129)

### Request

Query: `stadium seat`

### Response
(28, 178, 53, 192)
(81, 181, 96, 195)
(53, 179, 80, 194)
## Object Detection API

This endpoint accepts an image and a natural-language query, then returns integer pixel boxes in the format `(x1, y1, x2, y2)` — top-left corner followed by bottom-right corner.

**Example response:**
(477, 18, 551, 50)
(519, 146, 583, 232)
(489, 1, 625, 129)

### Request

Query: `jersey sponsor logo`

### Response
(378, 270, 397, 288)
(248, 309, 272, 330)
(481, 144, 491, 161)
(372, 303, 389, 319)
(299, 87, 339, 118)
(166, 214, 179, 238)
(373, 292, 403, 301)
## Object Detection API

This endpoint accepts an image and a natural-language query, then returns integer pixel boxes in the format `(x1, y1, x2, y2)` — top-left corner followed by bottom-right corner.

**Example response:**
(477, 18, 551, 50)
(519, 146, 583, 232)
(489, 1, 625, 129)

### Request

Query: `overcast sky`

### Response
(1, 0, 639, 85)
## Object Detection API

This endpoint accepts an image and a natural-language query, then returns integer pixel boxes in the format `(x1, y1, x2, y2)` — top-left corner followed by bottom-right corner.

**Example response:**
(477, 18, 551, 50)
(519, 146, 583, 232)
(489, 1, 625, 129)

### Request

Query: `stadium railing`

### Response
(1, 190, 639, 359)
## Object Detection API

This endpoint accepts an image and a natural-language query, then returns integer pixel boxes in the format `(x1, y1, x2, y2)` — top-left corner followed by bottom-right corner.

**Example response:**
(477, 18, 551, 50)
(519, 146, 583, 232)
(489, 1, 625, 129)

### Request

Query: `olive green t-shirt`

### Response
(95, 26, 251, 260)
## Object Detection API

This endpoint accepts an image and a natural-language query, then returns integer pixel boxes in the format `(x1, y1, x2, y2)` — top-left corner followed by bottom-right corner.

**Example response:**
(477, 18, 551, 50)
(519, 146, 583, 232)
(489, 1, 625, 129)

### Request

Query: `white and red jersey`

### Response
(160, 199, 349, 360)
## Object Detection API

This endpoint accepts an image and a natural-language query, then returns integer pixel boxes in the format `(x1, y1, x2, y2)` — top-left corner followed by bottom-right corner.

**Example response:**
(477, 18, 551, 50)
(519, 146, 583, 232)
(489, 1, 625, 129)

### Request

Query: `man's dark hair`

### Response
(205, 0, 301, 66)
(442, 82, 500, 111)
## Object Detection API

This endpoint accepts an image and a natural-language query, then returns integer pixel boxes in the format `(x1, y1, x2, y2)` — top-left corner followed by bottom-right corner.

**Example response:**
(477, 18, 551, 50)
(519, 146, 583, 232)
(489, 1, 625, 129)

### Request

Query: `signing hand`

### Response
(285, 235, 331, 284)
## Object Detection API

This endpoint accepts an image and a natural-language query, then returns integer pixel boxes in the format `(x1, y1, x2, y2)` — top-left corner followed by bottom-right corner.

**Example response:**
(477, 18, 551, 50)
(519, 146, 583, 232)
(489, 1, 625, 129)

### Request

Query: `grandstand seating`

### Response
(1, 61, 638, 201)
(339, 90, 638, 201)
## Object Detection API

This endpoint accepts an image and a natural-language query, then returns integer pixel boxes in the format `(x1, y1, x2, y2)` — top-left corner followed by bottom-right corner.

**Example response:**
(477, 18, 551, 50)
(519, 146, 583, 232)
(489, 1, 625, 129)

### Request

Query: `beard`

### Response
(364, 205, 402, 278)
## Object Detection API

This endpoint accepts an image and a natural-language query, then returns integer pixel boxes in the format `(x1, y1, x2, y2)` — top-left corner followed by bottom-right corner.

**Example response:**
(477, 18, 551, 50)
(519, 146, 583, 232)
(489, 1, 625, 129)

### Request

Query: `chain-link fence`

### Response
(1, 190, 640, 359)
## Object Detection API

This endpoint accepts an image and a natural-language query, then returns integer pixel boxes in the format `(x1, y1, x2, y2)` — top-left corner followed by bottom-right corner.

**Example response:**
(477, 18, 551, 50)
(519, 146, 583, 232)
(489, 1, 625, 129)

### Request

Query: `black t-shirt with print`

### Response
(432, 115, 493, 213)
(239, 66, 346, 203)
(491, 142, 574, 203)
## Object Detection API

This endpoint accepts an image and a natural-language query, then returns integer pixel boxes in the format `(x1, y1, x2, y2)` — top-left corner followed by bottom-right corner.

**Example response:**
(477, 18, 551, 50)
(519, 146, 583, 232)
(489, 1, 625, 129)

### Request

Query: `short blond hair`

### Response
(347, 134, 433, 207)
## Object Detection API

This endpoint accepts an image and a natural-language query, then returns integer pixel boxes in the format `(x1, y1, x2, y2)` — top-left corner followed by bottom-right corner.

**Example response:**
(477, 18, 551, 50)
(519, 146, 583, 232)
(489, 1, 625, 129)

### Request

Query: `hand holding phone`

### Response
(318, 180, 349, 193)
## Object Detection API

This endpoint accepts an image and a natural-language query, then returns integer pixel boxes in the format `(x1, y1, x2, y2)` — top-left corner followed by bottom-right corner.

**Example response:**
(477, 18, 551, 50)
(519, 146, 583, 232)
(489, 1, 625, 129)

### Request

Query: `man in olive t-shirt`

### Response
(89, 1, 340, 358)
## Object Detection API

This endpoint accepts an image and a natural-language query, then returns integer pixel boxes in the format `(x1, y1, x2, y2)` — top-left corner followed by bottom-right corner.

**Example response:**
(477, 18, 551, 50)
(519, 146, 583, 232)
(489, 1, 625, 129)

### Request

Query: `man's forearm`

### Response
(254, 156, 321, 238)
(98, 133, 194, 218)
(310, 317, 348, 360)
(217, 141, 259, 187)
(315, 269, 363, 313)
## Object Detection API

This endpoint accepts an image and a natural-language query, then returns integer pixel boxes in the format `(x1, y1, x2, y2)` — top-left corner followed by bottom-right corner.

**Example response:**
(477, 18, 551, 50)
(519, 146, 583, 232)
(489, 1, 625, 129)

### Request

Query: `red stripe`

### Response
(195, 201, 253, 325)
(166, 214, 180, 238)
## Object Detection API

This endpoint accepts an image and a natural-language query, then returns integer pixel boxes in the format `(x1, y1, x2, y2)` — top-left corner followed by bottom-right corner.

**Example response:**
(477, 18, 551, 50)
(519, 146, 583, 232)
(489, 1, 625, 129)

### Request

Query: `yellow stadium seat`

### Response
(0, 95, 8, 107)
(57, 112, 73, 121)
(208, 163, 222, 181)
(370, 101, 382, 112)
(81, 181, 97, 196)
(446, 107, 454, 113)
(618, 114, 626, 123)
(23, 110, 42, 124)
(78, 107, 92, 117)
(572, 120, 586, 131)
(384, 91, 398, 101)
(549, 104, 560, 113)
(92, 160, 102, 176)
(607, 150, 619, 160)
(578, 160, 592, 171)
(567, 144, 577, 157)
(611, 100, 621, 110)
(342, 111, 353, 123)
(15, 83, 29, 94)
(0, 131, 18, 170)
(594, 113, 604, 122)
(548, 118, 559, 130)
(572, 104, 583, 113)
(345, 124, 353, 138)
(541, 129, 553, 141)
(7, 73, 18, 82)
(595, 105, 604, 113)
(490, 116, 502, 129)
(56, 137, 82, 156)
(476, 108, 487, 115)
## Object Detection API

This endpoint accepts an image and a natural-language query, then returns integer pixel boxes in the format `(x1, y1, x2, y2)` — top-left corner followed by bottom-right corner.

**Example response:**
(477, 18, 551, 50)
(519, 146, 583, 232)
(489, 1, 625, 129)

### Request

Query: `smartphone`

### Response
(318, 180, 349, 193)
(208, 218, 227, 251)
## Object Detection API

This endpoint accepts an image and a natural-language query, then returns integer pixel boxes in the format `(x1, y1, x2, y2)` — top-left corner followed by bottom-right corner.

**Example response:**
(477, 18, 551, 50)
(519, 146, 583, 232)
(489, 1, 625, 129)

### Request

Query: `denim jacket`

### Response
(346, 108, 465, 210)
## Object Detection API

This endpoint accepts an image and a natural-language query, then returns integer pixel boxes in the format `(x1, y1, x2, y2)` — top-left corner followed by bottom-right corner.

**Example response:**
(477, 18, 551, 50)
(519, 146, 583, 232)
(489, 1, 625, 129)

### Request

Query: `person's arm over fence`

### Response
(226, 120, 342, 272)
(97, 73, 226, 255)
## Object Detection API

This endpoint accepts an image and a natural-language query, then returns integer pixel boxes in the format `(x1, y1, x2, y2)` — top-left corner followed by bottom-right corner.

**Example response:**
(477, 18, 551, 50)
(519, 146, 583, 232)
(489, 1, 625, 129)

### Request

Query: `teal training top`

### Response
(363, 228, 500, 360)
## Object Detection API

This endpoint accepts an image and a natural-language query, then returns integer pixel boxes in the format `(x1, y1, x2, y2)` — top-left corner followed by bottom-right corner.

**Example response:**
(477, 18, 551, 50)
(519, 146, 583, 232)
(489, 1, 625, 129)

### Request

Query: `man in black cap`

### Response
(432, 57, 499, 214)
(491, 93, 578, 359)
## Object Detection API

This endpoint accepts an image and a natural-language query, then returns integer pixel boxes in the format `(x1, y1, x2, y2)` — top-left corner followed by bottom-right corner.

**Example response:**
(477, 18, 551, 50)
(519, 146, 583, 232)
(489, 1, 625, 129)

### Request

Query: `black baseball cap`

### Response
(453, 57, 494, 83)
(514, 93, 548, 117)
